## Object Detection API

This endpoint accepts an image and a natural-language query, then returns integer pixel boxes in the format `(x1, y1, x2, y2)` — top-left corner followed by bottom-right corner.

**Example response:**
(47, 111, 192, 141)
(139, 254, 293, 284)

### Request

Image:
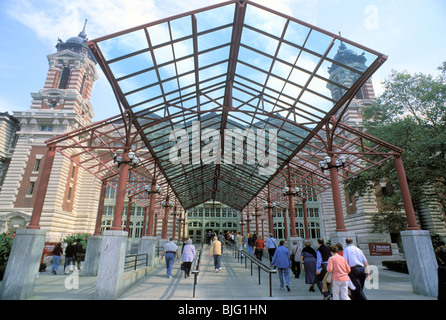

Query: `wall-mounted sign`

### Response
(368, 243, 392, 256)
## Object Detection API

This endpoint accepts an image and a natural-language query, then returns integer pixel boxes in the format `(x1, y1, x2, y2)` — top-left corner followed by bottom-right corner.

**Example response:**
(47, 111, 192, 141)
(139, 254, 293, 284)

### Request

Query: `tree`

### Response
(345, 62, 446, 232)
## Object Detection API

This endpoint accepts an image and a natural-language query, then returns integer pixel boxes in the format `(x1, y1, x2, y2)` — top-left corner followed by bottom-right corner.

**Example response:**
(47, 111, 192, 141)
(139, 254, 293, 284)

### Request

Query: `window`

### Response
(59, 67, 70, 89)
(67, 187, 73, 201)
(40, 126, 53, 132)
(105, 186, 117, 199)
(34, 159, 41, 172)
(27, 181, 35, 196)
(80, 74, 87, 96)
(71, 165, 76, 179)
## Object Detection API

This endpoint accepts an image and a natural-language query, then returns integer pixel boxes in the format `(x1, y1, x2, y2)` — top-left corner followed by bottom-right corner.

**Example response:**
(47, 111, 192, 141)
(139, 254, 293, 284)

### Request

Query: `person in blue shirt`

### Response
(271, 240, 291, 291)
(315, 238, 331, 300)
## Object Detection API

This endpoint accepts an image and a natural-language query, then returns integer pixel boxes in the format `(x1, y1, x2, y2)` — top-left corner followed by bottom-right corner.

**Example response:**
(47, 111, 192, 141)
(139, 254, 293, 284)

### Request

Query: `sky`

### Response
(0, 0, 445, 122)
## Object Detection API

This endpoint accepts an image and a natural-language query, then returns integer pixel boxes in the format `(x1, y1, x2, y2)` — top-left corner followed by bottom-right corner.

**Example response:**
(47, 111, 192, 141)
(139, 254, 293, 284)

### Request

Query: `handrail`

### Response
(191, 241, 204, 298)
(226, 241, 277, 297)
(124, 253, 148, 271)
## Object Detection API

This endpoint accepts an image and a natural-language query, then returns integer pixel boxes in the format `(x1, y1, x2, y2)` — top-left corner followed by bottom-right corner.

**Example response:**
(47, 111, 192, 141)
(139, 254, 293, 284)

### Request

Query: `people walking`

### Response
(343, 237, 369, 300)
(235, 232, 243, 253)
(161, 237, 179, 278)
(74, 239, 84, 271)
(254, 236, 265, 261)
(290, 240, 301, 278)
(315, 238, 331, 300)
(271, 240, 291, 291)
(64, 241, 75, 274)
(218, 232, 225, 254)
(51, 242, 63, 274)
(181, 239, 196, 278)
(247, 233, 255, 256)
(301, 240, 317, 292)
(265, 233, 278, 266)
(327, 245, 351, 300)
(208, 236, 223, 272)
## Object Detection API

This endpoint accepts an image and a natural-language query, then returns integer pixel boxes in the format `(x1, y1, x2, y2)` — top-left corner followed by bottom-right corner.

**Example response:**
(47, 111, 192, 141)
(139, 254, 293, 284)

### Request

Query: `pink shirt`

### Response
(327, 253, 351, 282)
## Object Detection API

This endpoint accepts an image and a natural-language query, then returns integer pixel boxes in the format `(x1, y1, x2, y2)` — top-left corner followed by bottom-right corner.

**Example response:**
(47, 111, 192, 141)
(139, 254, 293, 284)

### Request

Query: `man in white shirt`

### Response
(343, 237, 369, 300)
(161, 238, 179, 278)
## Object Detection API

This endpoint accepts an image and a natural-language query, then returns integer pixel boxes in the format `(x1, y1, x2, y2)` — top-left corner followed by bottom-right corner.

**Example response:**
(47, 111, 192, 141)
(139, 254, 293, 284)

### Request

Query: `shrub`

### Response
(0, 232, 15, 265)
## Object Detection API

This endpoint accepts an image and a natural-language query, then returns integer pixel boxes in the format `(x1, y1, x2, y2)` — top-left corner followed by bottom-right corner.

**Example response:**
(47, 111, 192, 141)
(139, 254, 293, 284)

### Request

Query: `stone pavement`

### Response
(22, 244, 436, 301)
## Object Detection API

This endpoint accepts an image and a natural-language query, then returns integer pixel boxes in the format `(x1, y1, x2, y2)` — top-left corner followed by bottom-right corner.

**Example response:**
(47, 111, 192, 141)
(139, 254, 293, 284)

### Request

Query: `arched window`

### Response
(59, 67, 70, 89)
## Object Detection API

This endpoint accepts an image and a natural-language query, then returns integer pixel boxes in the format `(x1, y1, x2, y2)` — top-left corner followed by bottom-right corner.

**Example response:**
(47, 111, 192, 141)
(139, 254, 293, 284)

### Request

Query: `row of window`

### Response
(102, 205, 149, 216)
(100, 219, 321, 240)
(187, 221, 238, 228)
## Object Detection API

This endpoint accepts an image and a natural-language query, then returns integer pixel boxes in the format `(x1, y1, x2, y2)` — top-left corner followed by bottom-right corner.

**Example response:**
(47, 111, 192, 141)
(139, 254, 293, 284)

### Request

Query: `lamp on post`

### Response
(282, 185, 299, 238)
(318, 155, 346, 172)
(113, 151, 140, 168)
(282, 185, 299, 197)
(160, 199, 174, 239)
(319, 154, 348, 232)
(263, 201, 276, 235)
(145, 183, 162, 195)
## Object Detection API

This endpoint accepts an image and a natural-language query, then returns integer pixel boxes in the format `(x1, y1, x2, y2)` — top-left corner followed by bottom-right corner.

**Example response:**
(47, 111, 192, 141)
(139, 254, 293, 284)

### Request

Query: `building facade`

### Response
(0, 25, 102, 241)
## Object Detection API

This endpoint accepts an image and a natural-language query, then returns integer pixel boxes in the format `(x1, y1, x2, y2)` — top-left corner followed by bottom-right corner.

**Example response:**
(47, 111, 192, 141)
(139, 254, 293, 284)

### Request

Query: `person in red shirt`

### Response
(327, 245, 351, 300)
(254, 236, 265, 261)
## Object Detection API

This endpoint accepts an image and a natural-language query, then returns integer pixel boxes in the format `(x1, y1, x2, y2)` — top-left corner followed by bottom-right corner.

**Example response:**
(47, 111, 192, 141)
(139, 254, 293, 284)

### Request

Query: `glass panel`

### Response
(108, 52, 153, 79)
(245, 4, 287, 39)
(198, 27, 232, 52)
(100, 29, 148, 61)
(240, 27, 279, 57)
(195, 4, 235, 33)
(169, 15, 193, 40)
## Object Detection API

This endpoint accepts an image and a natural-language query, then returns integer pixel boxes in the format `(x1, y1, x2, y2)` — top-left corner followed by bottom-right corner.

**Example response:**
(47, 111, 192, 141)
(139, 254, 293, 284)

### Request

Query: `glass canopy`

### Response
(77, 0, 388, 211)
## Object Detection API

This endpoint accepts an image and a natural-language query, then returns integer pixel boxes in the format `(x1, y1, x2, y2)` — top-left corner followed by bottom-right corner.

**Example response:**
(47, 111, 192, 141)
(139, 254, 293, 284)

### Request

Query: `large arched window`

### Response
(58, 67, 70, 89)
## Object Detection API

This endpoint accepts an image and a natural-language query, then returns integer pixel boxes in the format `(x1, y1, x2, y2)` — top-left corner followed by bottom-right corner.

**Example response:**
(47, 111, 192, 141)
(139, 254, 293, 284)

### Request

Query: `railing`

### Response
(226, 241, 277, 297)
(191, 242, 204, 298)
(124, 253, 148, 271)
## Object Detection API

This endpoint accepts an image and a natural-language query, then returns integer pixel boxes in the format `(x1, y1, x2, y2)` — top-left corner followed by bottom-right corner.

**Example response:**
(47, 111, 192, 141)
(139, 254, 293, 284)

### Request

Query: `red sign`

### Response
(43, 242, 58, 256)
(368, 243, 392, 256)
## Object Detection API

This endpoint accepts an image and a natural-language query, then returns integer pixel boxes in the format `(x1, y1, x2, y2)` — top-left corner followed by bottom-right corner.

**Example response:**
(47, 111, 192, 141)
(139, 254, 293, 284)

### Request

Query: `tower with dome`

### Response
(0, 21, 101, 242)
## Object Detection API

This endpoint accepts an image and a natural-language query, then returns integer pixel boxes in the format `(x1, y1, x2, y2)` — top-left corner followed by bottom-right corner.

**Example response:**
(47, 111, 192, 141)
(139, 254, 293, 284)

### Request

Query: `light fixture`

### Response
(318, 155, 346, 172)
(113, 151, 139, 168)
(161, 200, 174, 208)
(263, 201, 276, 209)
(282, 185, 299, 197)
(144, 183, 162, 194)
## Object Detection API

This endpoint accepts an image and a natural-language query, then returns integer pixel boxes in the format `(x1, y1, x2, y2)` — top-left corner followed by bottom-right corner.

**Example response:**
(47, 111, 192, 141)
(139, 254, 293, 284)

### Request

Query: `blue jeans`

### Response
(213, 255, 222, 270)
(165, 252, 175, 277)
(248, 246, 254, 256)
(52, 255, 61, 273)
(277, 267, 290, 288)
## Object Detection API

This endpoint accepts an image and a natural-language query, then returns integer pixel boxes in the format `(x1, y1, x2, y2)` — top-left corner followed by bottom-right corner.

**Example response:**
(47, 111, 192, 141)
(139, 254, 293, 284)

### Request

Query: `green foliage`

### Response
(431, 233, 446, 250)
(62, 232, 91, 250)
(345, 62, 446, 232)
(0, 232, 15, 265)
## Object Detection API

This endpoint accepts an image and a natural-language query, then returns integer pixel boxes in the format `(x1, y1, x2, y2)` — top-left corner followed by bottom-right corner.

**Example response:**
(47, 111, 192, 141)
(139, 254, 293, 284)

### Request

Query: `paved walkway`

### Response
(23, 244, 436, 301)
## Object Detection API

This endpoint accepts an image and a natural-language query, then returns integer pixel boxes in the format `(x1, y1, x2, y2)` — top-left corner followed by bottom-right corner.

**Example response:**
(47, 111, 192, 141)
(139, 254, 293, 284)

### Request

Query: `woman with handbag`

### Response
(181, 239, 196, 278)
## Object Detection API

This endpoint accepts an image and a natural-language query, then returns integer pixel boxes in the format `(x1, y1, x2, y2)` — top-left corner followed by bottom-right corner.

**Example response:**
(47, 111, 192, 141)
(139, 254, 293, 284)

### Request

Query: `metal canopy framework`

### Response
(47, 0, 394, 215)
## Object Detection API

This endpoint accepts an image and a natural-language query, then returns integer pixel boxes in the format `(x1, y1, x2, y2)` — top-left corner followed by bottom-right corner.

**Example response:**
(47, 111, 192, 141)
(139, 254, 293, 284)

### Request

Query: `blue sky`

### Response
(0, 0, 445, 121)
